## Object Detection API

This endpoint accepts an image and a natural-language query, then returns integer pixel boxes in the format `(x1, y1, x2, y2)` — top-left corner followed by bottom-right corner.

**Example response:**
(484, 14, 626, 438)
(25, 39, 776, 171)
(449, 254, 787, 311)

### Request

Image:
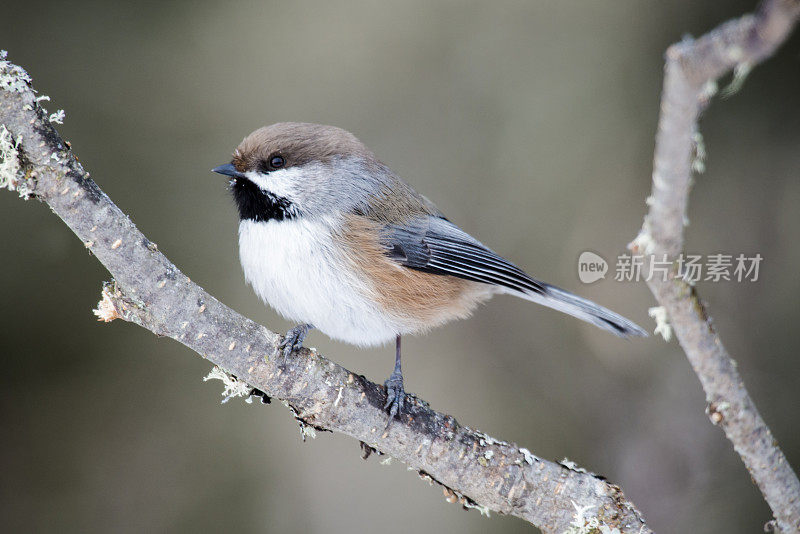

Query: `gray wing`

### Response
(381, 216, 546, 296)
(380, 215, 647, 338)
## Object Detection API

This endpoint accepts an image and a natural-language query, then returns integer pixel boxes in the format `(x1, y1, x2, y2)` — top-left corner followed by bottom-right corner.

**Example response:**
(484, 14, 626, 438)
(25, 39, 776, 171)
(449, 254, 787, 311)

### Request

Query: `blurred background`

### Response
(1, 1, 799, 532)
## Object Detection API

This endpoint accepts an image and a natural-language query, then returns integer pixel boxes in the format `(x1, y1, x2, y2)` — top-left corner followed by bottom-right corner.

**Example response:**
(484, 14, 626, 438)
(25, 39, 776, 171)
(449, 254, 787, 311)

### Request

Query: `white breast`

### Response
(238, 217, 399, 347)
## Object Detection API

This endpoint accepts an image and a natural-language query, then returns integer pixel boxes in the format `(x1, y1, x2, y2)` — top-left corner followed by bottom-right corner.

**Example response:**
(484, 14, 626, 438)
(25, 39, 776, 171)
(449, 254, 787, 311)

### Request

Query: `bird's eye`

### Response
(269, 155, 285, 169)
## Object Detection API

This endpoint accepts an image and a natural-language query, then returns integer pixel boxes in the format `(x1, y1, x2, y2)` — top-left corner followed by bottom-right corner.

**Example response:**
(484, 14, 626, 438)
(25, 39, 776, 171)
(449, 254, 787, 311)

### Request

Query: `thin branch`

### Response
(0, 55, 650, 534)
(632, 0, 800, 531)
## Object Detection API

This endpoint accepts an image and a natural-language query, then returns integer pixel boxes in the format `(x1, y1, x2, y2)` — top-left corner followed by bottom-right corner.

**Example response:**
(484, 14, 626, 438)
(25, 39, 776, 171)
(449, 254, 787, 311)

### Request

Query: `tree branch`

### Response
(631, 0, 800, 531)
(1, 54, 650, 533)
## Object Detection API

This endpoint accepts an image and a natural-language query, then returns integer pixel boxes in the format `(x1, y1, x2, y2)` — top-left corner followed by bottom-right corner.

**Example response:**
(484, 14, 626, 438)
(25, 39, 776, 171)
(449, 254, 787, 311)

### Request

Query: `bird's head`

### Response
(212, 122, 378, 222)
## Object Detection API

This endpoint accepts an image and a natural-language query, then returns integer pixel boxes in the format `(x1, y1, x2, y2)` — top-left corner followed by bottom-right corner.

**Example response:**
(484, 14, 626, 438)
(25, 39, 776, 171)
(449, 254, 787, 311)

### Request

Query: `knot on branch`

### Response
(93, 281, 150, 325)
(93, 283, 122, 322)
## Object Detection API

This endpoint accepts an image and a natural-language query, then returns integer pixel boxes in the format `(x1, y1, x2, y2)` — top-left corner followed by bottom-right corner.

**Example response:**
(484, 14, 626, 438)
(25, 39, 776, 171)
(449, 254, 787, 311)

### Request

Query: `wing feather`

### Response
(379, 215, 647, 338)
(382, 216, 545, 294)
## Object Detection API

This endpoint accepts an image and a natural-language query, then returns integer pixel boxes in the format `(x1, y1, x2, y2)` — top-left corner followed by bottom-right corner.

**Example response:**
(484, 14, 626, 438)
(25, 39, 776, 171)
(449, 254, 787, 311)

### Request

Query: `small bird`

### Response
(213, 123, 646, 418)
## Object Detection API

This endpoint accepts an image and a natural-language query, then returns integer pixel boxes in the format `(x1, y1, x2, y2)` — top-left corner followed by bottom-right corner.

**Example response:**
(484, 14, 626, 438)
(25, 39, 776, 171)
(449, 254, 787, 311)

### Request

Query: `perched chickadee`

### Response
(213, 123, 646, 418)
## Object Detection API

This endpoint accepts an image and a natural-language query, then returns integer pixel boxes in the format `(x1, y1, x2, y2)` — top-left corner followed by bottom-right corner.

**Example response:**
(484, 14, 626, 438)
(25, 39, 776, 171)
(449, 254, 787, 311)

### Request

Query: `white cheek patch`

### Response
(244, 167, 303, 200)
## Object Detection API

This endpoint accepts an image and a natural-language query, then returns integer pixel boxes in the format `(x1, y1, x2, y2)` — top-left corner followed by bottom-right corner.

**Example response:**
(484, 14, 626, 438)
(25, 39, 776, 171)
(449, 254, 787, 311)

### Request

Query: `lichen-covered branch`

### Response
(0, 54, 650, 534)
(631, 1, 800, 531)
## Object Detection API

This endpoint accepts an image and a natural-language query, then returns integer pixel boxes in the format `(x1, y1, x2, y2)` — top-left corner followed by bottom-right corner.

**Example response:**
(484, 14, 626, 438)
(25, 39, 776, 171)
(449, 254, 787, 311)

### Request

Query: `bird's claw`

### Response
(278, 323, 313, 361)
(383, 372, 406, 420)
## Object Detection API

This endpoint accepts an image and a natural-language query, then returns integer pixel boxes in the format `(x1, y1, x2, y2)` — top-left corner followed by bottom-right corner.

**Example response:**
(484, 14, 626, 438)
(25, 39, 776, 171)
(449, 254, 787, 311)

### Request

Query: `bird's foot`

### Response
(383, 371, 406, 420)
(278, 323, 313, 361)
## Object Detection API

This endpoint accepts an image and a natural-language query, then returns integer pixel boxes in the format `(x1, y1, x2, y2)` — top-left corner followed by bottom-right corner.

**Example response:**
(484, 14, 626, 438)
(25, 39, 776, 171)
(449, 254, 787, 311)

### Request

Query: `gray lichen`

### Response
(0, 50, 32, 94)
(203, 366, 254, 404)
(563, 502, 623, 534)
(648, 306, 672, 342)
(0, 124, 22, 191)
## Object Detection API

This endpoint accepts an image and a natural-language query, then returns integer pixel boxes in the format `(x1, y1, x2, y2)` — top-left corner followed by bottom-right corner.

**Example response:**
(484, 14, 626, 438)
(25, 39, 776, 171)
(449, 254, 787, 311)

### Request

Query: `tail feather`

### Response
(505, 284, 648, 338)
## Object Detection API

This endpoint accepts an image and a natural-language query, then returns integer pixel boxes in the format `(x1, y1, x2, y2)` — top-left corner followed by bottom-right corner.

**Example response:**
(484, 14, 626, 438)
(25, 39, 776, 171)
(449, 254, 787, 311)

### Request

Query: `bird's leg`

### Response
(278, 323, 314, 361)
(384, 335, 406, 419)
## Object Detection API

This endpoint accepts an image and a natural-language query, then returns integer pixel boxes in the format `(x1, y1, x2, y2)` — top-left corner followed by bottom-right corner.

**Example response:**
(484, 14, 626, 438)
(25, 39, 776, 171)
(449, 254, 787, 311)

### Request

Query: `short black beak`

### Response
(211, 163, 245, 179)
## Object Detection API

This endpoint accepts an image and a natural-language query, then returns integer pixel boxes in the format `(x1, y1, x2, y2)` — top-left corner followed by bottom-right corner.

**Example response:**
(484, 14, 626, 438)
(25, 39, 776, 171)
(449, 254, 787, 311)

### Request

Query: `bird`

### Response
(212, 122, 647, 418)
